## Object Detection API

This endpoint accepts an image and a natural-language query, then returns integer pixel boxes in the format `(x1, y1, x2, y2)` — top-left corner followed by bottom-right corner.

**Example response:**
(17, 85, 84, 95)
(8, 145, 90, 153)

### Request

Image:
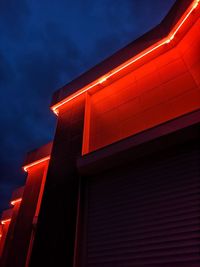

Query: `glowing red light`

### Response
(1, 219, 11, 225)
(51, 0, 199, 115)
(23, 156, 50, 172)
(98, 76, 108, 84)
(10, 198, 22, 206)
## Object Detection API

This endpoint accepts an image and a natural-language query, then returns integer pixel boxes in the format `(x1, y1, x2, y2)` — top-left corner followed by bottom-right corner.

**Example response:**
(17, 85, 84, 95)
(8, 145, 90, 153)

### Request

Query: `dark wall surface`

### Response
(1, 164, 46, 267)
(29, 96, 85, 267)
(78, 123, 200, 266)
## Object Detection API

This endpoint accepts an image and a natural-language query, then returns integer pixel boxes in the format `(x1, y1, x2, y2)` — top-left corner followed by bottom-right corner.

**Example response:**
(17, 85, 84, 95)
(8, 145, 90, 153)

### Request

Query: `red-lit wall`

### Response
(1, 163, 48, 267)
(0, 202, 21, 265)
(87, 17, 200, 152)
(0, 222, 10, 258)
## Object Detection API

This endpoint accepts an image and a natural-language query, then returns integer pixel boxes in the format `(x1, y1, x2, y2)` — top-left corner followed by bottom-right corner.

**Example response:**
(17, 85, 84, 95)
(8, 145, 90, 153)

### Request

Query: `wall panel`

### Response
(88, 18, 200, 153)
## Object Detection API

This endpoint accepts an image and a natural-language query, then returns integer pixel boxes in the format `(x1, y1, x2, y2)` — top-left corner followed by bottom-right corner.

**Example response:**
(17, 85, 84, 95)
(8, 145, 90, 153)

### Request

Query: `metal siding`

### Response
(83, 144, 200, 266)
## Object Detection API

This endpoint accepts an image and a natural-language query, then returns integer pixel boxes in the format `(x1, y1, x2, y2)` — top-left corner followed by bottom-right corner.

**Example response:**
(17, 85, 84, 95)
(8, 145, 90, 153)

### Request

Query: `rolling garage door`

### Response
(82, 143, 200, 266)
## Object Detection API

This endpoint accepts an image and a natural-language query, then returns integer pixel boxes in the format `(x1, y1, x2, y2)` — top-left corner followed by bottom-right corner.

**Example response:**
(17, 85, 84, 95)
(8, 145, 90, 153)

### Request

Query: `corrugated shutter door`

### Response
(84, 145, 200, 266)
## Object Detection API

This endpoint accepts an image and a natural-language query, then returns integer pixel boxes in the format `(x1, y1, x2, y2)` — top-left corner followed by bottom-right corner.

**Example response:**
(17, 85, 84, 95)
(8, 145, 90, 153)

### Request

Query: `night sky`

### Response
(0, 0, 176, 214)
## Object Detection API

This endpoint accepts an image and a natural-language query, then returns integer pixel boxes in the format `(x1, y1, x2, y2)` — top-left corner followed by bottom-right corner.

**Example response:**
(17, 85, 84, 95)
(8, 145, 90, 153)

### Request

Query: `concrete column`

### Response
(2, 143, 52, 267)
(0, 187, 24, 265)
(0, 208, 13, 259)
(30, 96, 85, 267)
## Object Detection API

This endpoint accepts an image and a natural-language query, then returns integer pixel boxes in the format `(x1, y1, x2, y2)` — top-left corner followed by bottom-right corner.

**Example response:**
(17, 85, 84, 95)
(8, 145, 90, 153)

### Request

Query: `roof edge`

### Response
(51, 0, 194, 108)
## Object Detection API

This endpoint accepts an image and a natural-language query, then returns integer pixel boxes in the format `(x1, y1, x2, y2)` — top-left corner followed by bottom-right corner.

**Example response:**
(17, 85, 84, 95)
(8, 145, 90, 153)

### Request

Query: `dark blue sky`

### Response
(0, 0, 175, 213)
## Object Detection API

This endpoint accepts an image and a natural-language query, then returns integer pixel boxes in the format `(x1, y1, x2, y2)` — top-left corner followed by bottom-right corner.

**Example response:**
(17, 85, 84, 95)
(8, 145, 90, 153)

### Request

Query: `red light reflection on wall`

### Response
(23, 156, 50, 172)
(51, 0, 200, 115)
(1, 219, 11, 225)
(87, 9, 200, 152)
(10, 198, 22, 206)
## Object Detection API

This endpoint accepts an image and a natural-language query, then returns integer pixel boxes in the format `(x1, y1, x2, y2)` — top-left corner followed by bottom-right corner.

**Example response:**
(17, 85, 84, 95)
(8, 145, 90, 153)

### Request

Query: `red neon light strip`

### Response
(23, 156, 50, 172)
(1, 219, 11, 225)
(51, 0, 199, 115)
(10, 198, 22, 206)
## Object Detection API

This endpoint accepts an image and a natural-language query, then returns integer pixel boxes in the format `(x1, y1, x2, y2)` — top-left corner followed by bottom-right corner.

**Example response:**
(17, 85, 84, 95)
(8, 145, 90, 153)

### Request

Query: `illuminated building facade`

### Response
(0, 0, 200, 266)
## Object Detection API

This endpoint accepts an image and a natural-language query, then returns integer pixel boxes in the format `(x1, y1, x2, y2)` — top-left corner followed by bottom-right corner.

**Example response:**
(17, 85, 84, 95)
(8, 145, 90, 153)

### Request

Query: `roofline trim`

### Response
(23, 156, 50, 172)
(1, 219, 11, 225)
(10, 198, 22, 206)
(51, 0, 199, 116)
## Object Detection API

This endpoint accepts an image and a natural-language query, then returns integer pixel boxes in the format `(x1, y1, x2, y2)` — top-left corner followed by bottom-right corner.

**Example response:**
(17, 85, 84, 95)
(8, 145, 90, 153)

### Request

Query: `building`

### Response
(0, 144, 52, 267)
(0, 0, 200, 266)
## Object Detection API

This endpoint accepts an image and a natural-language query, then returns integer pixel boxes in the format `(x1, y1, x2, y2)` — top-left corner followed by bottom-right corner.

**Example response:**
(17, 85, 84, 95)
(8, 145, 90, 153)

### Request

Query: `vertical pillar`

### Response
(0, 225, 2, 253)
(25, 162, 49, 267)
(30, 95, 86, 267)
(82, 92, 91, 155)
(0, 187, 24, 265)
(0, 209, 13, 259)
(2, 143, 52, 267)
(0, 225, 2, 242)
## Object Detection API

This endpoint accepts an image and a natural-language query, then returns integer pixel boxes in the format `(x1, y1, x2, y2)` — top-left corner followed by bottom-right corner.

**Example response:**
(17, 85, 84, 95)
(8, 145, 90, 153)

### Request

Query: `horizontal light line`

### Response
(11, 198, 22, 206)
(51, 0, 199, 115)
(23, 156, 50, 172)
(1, 219, 11, 225)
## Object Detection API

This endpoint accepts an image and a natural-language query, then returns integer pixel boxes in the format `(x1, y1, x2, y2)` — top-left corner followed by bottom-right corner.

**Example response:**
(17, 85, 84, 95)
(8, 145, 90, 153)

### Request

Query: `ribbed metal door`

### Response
(83, 144, 200, 266)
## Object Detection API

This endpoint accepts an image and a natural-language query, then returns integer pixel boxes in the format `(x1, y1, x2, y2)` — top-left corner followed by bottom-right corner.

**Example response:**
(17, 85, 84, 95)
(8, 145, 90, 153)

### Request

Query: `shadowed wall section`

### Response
(0, 187, 24, 265)
(29, 96, 85, 267)
(1, 143, 52, 267)
(0, 209, 13, 259)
